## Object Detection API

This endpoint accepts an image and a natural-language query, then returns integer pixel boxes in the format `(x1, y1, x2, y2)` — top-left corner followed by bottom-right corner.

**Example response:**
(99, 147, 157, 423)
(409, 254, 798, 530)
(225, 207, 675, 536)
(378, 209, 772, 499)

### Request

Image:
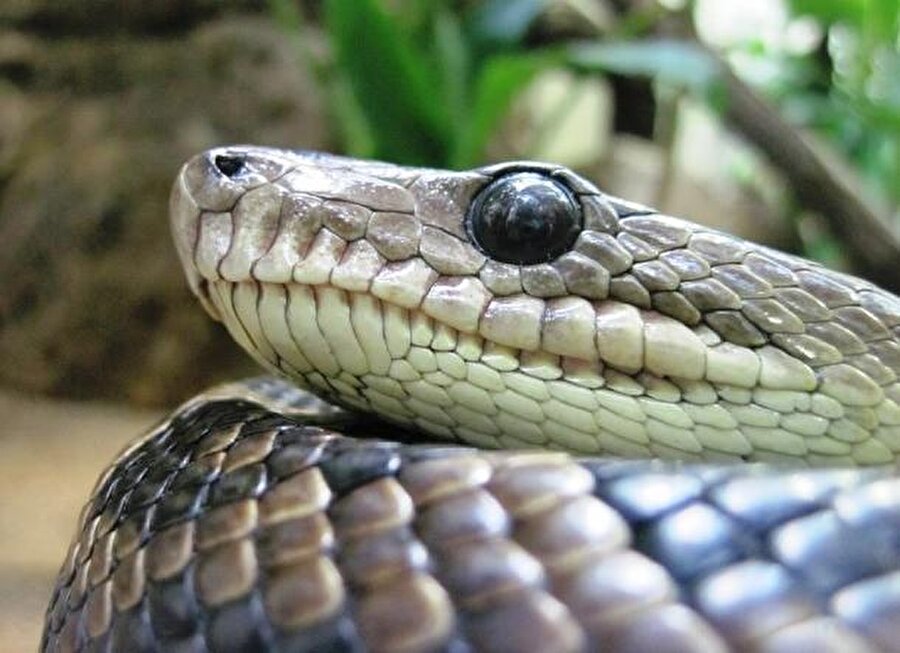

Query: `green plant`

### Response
(270, 0, 723, 169)
(270, 0, 896, 224)
(730, 0, 899, 205)
(320, 0, 564, 168)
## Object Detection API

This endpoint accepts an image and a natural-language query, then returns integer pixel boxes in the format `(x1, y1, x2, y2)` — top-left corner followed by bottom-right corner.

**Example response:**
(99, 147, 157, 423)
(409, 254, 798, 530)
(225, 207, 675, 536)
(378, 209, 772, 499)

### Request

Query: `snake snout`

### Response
(170, 146, 305, 322)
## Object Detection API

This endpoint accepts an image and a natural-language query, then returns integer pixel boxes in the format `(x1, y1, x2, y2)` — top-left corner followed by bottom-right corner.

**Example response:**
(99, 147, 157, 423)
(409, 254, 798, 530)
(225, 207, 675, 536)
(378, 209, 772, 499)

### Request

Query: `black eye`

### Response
(467, 172, 582, 265)
(214, 154, 245, 178)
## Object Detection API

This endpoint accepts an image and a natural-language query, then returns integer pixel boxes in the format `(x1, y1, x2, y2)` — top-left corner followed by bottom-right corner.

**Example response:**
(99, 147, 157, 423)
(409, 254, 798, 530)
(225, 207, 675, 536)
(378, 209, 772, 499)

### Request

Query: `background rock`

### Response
(0, 12, 332, 405)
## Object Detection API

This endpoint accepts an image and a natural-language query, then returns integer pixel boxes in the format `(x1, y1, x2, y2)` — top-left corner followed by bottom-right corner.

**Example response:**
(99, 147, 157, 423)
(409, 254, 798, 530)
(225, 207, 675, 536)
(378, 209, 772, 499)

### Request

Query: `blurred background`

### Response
(0, 0, 897, 648)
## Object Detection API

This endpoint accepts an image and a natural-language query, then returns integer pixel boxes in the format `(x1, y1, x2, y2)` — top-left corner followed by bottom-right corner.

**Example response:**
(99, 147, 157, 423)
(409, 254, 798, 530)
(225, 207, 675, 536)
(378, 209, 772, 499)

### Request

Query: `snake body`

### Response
(43, 148, 900, 652)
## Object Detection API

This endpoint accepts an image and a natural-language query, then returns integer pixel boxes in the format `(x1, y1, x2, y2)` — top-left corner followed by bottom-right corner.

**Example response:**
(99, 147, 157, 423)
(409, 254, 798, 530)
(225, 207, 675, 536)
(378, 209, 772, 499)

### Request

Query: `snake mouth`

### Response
(202, 276, 646, 453)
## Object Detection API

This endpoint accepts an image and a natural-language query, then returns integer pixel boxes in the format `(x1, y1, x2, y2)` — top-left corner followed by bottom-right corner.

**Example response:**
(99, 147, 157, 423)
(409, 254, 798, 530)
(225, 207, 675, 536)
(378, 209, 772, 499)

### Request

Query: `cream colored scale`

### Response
(206, 279, 900, 467)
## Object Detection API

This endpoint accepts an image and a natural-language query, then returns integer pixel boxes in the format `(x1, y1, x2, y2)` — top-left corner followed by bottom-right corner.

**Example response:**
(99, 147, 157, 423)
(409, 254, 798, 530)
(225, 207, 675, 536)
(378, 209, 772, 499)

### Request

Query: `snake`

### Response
(42, 147, 900, 653)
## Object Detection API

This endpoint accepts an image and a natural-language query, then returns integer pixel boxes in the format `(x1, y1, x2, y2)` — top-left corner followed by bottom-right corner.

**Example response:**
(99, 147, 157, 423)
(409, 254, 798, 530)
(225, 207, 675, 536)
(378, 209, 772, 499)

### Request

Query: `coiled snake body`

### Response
(43, 148, 900, 652)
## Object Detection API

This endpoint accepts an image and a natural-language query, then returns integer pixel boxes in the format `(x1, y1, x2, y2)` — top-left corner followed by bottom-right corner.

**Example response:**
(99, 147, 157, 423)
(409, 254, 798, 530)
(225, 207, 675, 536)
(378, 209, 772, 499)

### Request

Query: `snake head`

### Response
(169, 146, 640, 323)
(170, 146, 900, 463)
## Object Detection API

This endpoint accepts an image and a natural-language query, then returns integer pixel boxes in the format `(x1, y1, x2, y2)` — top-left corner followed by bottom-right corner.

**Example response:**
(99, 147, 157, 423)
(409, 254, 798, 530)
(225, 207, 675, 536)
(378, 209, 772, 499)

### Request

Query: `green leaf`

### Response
(567, 40, 722, 95)
(786, 0, 866, 26)
(330, 75, 377, 160)
(452, 51, 560, 168)
(433, 8, 470, 135)
(862, 0, 900, 51)
(467, 0, 551, 50)
(324, 0, 450, 165)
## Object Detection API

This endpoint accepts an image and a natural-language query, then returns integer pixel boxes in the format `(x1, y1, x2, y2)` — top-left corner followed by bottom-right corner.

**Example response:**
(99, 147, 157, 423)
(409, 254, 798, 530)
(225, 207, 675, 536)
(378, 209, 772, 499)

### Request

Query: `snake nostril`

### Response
(214, 154, 245, 178)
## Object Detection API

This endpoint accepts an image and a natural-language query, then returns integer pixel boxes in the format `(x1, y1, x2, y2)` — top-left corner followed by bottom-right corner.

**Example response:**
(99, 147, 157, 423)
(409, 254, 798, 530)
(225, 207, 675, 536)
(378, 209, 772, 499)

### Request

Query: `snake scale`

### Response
(42, 147, 900, 652)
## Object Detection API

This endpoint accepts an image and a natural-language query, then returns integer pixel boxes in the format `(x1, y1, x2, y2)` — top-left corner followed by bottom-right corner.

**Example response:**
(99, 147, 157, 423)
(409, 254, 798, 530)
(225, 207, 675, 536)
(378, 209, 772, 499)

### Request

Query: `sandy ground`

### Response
(0, 390, 163, 651)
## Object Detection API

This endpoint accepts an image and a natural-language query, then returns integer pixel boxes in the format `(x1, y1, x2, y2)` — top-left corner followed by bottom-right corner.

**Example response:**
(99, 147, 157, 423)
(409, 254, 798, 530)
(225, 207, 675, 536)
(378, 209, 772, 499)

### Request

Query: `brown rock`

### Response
(0, 17, 331, 405)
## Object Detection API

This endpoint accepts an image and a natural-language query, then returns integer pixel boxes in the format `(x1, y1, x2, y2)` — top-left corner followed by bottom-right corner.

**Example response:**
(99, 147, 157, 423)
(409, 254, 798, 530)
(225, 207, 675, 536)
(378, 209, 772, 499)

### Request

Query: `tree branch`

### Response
(715, 60, 900, 293)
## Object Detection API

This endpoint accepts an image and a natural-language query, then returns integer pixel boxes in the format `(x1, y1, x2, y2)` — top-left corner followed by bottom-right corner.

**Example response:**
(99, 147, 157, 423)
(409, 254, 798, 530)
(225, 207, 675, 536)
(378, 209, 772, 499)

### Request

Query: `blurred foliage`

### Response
(724, 0, 899, 206)
(268, 0, 722, 168)
(318, 0, 562, 167)
(268, 0, 897, 216)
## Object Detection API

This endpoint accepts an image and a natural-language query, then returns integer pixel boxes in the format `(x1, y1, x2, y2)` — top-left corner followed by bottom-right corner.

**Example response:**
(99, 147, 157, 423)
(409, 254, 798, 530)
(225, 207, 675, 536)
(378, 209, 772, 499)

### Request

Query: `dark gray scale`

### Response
(703, 311, 768, 347)
(146, 568, 202, 643)
(318, 442, 402, 497)
(169, 455, 225, 491)
(679, 278, 743, 312)
(650, 292, 702, 325)
(266, 441, 326, 479)
(204, 594, 274, 652)
(590, 471, 703, 521)
(631, 260, 682, 292)
(769, 509, 897, 595)
(708, 471, 858, 531)
(742, 252, 799, 287)
(207, 464, 268, 506)
(658, 249, 711, 281)
(832, 573, 900, 651)
(151, 484, 208, 531)
(635, 502, 757, 583)
(618, 215, 691, 252)
(692, 561, 817, 644)
(122, 465, 175, 514)
(271, 615, 365, 653)
(608, 274, 652, 308)
(573, 231, 633, 275)
(110, 604, 156, 653)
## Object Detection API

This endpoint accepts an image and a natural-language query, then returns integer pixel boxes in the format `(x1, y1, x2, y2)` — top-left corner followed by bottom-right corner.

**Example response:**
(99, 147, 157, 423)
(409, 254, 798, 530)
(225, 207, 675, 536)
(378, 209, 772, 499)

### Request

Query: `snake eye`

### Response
(467, 172, 582, 265)
(214, 154, 246, 178)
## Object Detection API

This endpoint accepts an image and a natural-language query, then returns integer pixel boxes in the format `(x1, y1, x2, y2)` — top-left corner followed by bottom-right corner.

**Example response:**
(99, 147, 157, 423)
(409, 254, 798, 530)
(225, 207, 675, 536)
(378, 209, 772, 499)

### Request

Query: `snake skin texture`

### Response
(41, 379, 900, 653)
(43, 148, 900, 651)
